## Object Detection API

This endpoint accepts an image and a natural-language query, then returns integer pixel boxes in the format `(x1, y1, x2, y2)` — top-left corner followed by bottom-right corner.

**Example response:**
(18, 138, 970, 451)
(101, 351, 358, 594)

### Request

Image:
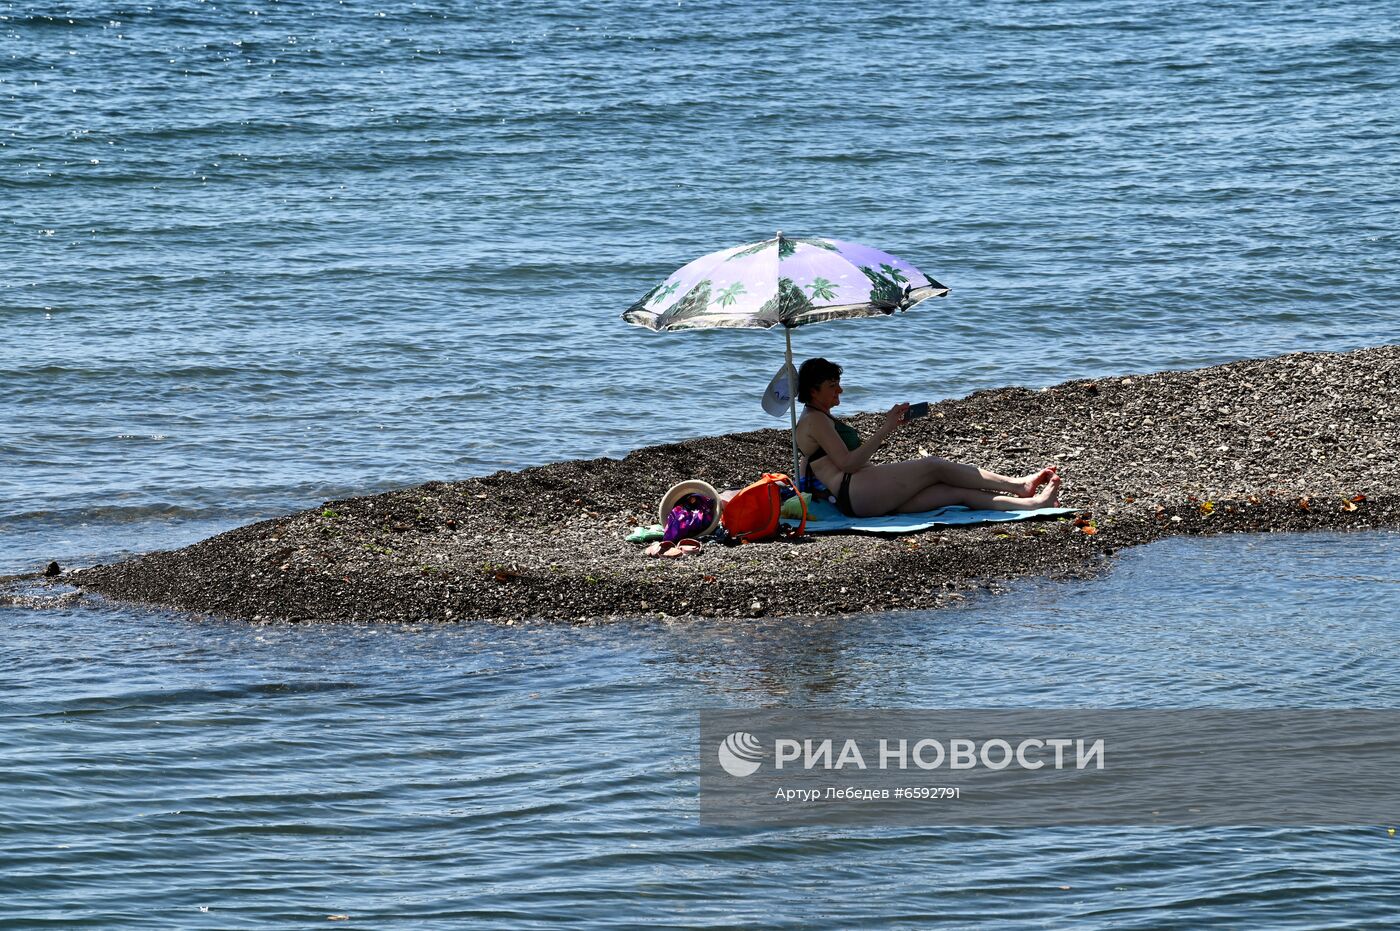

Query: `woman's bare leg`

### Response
(927, 458, 1056, 495)
(897, 474, 1061, 513)
(845, 459, 950, 516)
(849, 464, 1060, 516)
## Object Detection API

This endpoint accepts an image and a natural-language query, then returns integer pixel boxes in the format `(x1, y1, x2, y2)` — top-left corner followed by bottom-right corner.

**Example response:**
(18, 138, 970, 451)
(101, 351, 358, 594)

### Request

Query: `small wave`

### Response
(0, 360, 316, 381)
(0, 502, 253, 528)
(2, 12, 107, 28)
(28, 680, 364, 718)
(0, 589, 83, 610)
(1326, 36, 1400, 56)
(794, 151, 905, 164)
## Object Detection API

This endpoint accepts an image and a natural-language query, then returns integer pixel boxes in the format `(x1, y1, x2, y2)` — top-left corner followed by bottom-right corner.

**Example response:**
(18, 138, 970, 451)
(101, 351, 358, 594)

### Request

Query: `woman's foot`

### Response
(1027, 473, 1062, 507)
(1017, 466, 1057, 496)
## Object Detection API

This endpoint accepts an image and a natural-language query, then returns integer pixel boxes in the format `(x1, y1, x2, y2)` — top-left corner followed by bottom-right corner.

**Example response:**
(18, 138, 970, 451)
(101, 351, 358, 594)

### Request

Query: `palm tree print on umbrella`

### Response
(623, 235, 948, 332)
(725, 239, 775, 261)
(714, 281, 746, 307)
(861, 265, 907, 306)
(623, 283, 661, 318)
(785, 236, 837, 256)
(725, 235, 840, 261)
(665, 279, 714, 324)
(650, 280, 681, 305)
(756, 277, 815, 320)
(805, 277, 837, 301)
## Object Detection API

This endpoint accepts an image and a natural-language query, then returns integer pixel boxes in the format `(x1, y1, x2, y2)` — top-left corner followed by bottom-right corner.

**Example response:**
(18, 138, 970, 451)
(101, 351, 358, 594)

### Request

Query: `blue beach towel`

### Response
(798, 499, 1077, 535)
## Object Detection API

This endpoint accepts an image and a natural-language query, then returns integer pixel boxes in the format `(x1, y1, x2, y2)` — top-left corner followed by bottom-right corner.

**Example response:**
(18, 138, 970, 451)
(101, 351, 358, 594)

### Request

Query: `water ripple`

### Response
(5, 0, 1400, 923)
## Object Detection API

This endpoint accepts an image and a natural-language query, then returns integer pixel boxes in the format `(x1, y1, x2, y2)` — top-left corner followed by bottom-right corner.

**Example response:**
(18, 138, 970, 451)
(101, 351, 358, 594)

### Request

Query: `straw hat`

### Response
(657, 479, 723, 537)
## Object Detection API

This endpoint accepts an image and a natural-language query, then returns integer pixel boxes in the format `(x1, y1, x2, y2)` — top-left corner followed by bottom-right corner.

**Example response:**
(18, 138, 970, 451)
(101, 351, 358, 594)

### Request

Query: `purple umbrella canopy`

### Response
(622, 233, 949, 331)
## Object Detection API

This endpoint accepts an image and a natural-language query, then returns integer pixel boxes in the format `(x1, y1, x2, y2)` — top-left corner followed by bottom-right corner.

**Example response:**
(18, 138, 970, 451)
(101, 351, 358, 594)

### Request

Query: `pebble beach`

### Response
(68, 345, 1398, 623)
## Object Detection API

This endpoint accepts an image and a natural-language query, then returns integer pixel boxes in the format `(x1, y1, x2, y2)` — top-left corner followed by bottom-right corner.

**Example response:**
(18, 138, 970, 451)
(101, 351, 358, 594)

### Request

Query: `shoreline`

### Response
(71, 345, 1399, 623)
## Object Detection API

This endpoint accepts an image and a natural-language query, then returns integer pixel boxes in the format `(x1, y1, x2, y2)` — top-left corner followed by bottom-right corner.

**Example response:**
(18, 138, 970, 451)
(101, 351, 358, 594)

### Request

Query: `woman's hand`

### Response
(883, 402, 911, 432)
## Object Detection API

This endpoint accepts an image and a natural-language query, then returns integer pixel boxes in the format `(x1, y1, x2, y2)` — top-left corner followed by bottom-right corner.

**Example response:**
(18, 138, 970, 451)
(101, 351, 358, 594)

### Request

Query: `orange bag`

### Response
(720, 473, 807, 542)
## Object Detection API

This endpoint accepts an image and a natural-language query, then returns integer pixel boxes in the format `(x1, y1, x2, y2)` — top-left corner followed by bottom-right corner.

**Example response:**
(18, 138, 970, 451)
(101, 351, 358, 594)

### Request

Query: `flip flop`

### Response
(646, 540, 679, 558)
(675, 538, 703, 556)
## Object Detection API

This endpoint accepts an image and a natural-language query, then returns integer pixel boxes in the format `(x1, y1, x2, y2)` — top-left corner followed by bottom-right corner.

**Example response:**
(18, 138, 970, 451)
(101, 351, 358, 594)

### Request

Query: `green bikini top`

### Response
(807, 410, 862, 463)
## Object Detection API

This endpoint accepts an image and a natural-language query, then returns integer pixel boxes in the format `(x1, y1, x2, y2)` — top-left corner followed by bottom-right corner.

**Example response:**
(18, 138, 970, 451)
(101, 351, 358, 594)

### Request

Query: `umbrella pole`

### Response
(785, 325, 800, 482)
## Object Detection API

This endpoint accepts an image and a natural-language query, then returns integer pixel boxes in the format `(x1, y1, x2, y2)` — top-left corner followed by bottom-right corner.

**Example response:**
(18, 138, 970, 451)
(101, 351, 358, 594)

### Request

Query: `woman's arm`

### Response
(807, 404, 909, 472)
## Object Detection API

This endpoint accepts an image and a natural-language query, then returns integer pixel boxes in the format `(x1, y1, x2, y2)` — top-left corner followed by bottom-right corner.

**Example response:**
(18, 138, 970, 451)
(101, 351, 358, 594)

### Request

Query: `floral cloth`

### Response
(663, 492, 716, 542)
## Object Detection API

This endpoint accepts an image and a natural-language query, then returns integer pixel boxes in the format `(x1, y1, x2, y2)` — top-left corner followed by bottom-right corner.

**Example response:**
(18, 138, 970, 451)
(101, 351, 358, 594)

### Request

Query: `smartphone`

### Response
(904, 401, 930, 421)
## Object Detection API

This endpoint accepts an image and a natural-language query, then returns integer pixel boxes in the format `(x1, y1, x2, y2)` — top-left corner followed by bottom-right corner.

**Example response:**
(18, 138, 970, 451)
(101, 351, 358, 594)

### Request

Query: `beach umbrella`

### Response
(622, 232, 949, 479)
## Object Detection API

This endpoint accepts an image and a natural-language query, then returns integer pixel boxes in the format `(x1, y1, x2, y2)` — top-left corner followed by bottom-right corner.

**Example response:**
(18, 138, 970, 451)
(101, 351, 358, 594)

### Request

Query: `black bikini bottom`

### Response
(804, 465, 858, 518)
(833, 472, 856, 518)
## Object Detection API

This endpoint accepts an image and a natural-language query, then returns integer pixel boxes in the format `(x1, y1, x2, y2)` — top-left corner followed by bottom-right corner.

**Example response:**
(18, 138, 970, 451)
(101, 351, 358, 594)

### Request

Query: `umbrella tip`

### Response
(776, 229, 782, 239)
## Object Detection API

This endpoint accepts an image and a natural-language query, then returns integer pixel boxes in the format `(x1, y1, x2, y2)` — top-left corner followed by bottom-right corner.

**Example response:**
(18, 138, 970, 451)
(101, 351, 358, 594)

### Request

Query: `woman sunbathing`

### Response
(795, 357, 1061, 518)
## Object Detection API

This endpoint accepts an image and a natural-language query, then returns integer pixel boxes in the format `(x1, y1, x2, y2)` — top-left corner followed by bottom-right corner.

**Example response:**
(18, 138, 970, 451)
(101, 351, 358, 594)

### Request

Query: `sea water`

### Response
(3, 1, 1399, 926)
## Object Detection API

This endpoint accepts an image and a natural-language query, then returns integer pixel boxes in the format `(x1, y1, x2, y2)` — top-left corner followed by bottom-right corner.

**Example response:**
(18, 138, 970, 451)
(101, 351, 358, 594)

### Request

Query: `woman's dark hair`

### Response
(797, 357, 842, 404)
